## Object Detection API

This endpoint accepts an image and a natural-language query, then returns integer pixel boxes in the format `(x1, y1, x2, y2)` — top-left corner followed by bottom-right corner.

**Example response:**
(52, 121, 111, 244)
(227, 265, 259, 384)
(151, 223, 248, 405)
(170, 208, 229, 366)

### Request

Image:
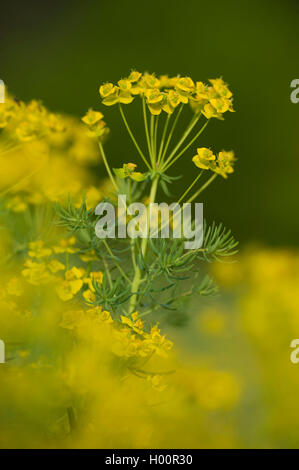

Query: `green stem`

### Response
(177, 171, 203, 204)
(128, 175, 159, 314)
(154, 115, 159, 167)
(98, 141, 118, 192)
(142, 97, 153, 166)
(119, 104, 151, 171)
(102, 239, 132, 284)
(101, 255, 112, 288)
(152, 172, 216, 239)
(150, 114, 155, 167)
(162, 112, 201, 169)
(163, 119, 209, 171)
(160, 104, 183, 164)
(157, 114, 170, 165)
(187, 173, 217, 203)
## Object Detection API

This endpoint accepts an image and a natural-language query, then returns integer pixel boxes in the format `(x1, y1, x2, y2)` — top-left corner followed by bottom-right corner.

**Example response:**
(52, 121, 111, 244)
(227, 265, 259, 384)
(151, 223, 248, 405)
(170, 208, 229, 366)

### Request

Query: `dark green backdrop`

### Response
(1, 0, 298, 245)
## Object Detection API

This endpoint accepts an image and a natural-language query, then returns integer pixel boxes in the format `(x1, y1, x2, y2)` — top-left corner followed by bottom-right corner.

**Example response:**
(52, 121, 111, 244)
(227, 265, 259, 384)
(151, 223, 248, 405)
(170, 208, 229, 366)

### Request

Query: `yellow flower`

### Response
(118, 79, 132, 92)
(127, 163, 137, 171)
(86, 306, 113, 324)
(195, 81, 209, 100)
(209, 97, 233, 114)
(56, 280, 83, 301)
(216, 150, 236, 178)
(167, 90, 181, 108)
(209, 78, 232, 99)
(86, 119, 109, 139)
(120, 311, 145, 335)
(53, 237, 78, 254)
(83, 289, 96, 303)
(128, 70, 142, 82)
(81, 109, 104, 126)
(119, 92, 134, 104)
(202, 103, 221, 119)
(162, 90, 181, 114)
(99, 82, 117, 98)
(28, 240, 52, 258)
(99, 83, 119, 106)
(192, 147, 216, 170)
(84, 271, 103, 292)
(175, 77, 195, 103)
(65, 266, 85, 280)
(79, 249, 98, 262)
(145, 88, 163, 115)
(22, 260, 53, 285)
(15, 121, 40, 142)
(48, 259, 65, 273)
(114, 163, 146, 182)
(82, 109, 109, 139)
(46, 113, 66, 133)
(117, 80, 134, 104)
(143, 74, 161, 89)
(56, 267, 85, 301)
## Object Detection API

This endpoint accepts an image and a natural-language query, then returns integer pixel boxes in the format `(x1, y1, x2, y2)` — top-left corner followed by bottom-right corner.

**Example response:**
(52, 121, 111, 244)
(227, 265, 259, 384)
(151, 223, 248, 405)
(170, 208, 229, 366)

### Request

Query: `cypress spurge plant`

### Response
(57, 71, 238, 326)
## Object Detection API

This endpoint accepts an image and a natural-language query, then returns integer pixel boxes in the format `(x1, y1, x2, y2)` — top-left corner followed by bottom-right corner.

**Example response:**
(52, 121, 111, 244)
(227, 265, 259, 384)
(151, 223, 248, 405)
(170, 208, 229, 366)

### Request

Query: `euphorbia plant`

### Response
(57, 71, 238, 328)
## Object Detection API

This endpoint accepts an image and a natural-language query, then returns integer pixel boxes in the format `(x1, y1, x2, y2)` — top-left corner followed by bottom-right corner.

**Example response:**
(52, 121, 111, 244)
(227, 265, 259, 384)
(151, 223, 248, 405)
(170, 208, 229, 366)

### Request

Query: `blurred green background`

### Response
(1, 0, 298, 246)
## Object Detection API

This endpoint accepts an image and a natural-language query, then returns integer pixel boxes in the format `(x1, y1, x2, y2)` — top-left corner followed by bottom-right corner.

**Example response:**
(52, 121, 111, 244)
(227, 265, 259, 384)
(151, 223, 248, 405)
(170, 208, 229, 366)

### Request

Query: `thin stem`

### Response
(102, 239, 132, 284)
(160, 104, 183, 164)
(177, 171, 203, 204)
(157, 114, 170, 165)
(163, 119, 210, 171)
(128, 175, 159, 314)
(119, 104, 151, 171)
(150, 114, 155, 167)
(151, 172, 216, 239)
(154, 114, 159, 167)
(101, 255, 112, 289)
(142, 97, 153, 166)
(187, 173, 217, 203)
(162, 112, 201, 169)
(98, 141, 118, 192)
(128, 179, 137, 271)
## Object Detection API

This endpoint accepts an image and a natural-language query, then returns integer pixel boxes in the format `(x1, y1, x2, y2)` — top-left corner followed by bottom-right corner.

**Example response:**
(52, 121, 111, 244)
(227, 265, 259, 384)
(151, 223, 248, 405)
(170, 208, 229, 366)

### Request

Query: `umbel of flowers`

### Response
(99, 72, 234, 119)
(78, 70, 238, 322)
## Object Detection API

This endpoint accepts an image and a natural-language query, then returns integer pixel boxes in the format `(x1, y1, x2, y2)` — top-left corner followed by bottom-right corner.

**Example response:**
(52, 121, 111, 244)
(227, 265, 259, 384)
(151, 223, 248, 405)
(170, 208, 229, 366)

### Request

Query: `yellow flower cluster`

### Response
(0, 97, 65, 142)
(114, 162, 146, 182)
(21, 238, 107, 304)
(0, 95, 108, 212)
(81, 109, 109, 140)
(99, 71, 234, 117)
(116, 312, 173, 358)
(193, 147, 236, 178)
